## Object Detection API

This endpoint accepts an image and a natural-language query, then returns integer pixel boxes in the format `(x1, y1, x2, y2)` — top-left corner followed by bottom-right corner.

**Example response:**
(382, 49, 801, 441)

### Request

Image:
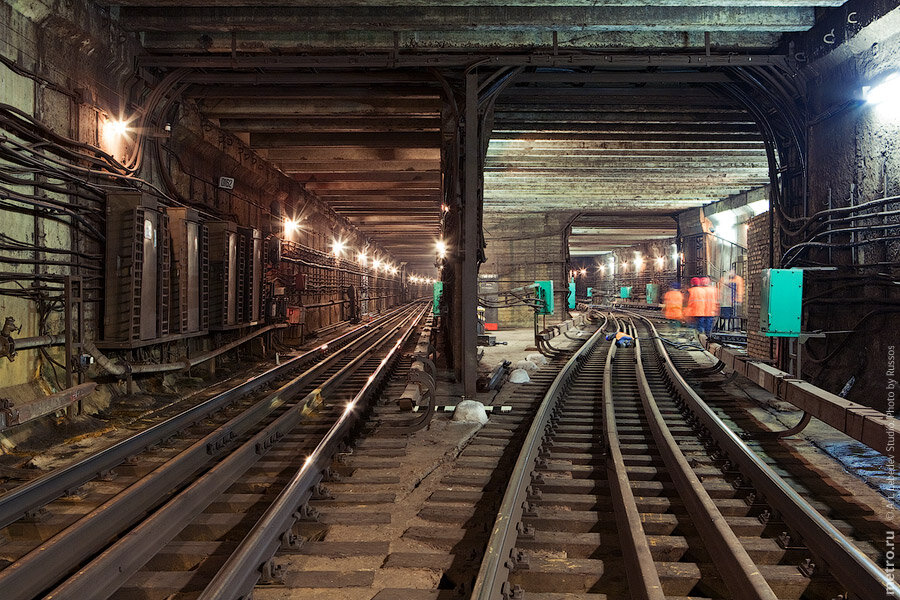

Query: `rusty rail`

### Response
(471, 314, 605, 600)
(629, 311, 900, 600)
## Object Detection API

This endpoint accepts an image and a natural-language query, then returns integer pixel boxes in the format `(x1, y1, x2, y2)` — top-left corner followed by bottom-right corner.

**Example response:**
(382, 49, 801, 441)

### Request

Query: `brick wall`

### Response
(746, 212, 773, 360)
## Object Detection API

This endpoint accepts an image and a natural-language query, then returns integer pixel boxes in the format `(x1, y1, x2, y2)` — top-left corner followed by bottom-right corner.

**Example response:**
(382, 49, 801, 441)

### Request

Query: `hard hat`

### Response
(701, 276, 711, 285)
(690, 277, 700, 287)
(670, 281, 681, 290)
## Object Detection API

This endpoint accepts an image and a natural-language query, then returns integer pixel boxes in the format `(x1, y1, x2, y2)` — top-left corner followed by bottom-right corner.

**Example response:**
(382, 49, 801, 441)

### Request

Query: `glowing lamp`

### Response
(283, 218, 299, 237)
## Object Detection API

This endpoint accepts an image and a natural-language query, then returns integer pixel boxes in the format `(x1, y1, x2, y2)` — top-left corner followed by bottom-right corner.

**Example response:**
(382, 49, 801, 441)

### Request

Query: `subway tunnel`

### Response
(1, 1, 899, 599)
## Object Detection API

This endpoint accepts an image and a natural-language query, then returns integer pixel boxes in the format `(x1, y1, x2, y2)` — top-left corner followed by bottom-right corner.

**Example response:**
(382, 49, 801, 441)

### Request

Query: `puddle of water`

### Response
(819, 439, 900, 508)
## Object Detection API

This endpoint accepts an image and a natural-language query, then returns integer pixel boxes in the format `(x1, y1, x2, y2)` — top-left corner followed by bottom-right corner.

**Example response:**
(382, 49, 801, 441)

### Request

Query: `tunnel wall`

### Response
(586, 238, 678, 304)
(0, 0, 138, 395)
(482, 213, 570, 327)
(787, 2, 900, 410)
(0, 0, 399, 406)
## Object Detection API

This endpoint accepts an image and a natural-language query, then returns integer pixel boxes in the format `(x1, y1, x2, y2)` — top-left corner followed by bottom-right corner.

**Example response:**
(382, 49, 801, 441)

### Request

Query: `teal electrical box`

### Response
(620, 286, 632, 299)
(760, 268, 803, 337)
(534, 280, 554, 315)
(432, 281, 443, 315)
(568, 278, 576, 309)
(587, 287, 593, 300)
(646, 283, 659, 305)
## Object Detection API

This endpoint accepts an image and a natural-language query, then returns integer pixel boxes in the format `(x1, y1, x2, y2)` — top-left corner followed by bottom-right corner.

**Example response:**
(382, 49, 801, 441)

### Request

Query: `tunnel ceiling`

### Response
(112, 1, 847, 271)
(485, 71, 773, 254)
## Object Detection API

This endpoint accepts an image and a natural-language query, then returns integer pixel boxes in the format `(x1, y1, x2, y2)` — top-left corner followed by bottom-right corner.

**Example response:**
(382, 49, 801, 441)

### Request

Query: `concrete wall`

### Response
(482, 213, 570, 327)
(786, 2, 900, 409)
(0, 0, 137, 393)
(0, 0, 399, 404)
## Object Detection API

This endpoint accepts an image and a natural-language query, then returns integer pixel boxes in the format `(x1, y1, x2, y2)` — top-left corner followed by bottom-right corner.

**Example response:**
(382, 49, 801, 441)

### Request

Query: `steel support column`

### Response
(461, 70, 479, 396)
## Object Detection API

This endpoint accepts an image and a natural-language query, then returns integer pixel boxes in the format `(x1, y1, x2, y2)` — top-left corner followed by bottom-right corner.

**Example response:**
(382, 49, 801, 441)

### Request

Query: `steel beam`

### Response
(461, 71, 479, 397)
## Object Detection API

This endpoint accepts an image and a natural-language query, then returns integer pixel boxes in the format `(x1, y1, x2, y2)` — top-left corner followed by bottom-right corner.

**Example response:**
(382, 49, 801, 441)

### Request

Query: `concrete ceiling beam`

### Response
(292, 172, 441, 184)
(487, 139, 765, 150)
(277, 160, 440, 172)
(490, 132, 762, 142)
(251, 132, 441, 149)
(190, 86, 439, 99)
(120, 6, 814, 32)
(140, 30, 787, 52)
(305, 182, 440, 192)
(217, 117, 441, 133)
(107, 0, 845, 6)
(261, 147, 440, 162)
(200, 98, 440, 117)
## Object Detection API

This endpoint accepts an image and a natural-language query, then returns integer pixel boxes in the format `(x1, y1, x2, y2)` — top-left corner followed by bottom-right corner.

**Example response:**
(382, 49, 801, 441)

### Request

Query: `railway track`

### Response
(0, 302, 424, 600)
(2, 306, 895, 600)
(474, 311, 899, 600)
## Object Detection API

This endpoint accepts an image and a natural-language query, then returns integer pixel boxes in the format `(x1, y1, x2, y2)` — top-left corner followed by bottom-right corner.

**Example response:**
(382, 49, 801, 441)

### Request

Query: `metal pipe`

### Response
(8, 334, 65, 350)
(84, 324, 287, 377)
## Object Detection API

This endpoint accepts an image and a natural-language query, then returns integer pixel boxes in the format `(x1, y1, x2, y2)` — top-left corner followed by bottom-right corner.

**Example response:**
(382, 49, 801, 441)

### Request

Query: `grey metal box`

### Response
(208, 221, 239, 329)
(103, 192, 169, 346)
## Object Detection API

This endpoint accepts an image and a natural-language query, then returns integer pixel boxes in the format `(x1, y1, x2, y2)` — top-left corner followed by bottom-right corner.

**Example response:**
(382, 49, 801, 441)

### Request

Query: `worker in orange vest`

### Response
(685, 277, 702, 327)
(605, 331, 634, 348)
(695, 276, 720, 337)
(662, 282, 684, 327)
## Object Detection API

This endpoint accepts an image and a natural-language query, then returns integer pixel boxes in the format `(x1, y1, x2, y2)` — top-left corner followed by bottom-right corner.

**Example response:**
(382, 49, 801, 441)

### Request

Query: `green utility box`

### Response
(760, 268, 803, 337)
(646, 283, 659, 305)
(432, 281, 443, 315)
(534, 280, 554, 315)
(620, 286, 632, 299)
(568, 278, 576, 309)
(587, 287, 593, 301)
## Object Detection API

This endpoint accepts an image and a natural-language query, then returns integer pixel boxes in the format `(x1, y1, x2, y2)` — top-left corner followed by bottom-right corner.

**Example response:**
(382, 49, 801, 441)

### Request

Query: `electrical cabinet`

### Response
(167, 207, 209, 335)
(433, 281, 443, 315)
(238, 227, 262, 324)
(620, 286, 632, 299)
(646, 283, 659, 305)
(534, 280, 554, 315)
(102, 192, 170, 346)
(568, 279, 576, 309)
(760, 268, 803, 337)
(208, 221, 240, 329)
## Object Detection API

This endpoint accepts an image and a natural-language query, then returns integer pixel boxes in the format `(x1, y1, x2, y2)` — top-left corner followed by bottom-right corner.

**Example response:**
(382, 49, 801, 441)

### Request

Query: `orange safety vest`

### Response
(685, 286, 703, 318)
(731, 274, 745, 304)
(663, 290, 683, 321)
(696, 285, 719, 317)
(614, 331, 633, 341)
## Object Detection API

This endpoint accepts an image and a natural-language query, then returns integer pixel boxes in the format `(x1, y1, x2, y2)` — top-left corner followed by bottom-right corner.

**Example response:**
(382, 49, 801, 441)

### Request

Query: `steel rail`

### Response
(470, 315, 605, 600)
(39, 303, 425, 600)
(626, 311, 900, 600)
(0, 305, 418, 600)
(196, 303, 430, 600)
(602, 327, 666, 600)
(0, 304, 408, 531)
(629, 318, 777, 600)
